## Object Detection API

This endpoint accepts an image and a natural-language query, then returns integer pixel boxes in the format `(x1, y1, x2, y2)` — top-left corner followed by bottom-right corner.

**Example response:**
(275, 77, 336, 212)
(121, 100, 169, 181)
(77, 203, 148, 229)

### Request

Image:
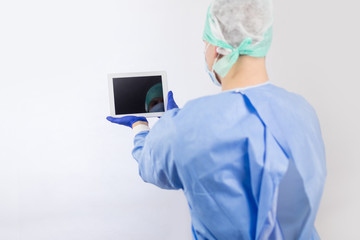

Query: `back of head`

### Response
(203, 0, 273, 77)
(211, 0, 273, 48)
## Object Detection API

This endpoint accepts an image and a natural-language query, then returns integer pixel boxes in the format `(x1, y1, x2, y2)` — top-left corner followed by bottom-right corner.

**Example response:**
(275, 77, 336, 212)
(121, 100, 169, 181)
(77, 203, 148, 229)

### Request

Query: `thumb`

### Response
(167, 91, 179, 110)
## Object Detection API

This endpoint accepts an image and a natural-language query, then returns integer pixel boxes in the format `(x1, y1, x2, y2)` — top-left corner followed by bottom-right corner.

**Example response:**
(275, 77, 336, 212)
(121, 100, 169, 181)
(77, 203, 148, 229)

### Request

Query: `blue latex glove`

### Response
(106, 116, 148, 128)
(167, 91, 179, 110)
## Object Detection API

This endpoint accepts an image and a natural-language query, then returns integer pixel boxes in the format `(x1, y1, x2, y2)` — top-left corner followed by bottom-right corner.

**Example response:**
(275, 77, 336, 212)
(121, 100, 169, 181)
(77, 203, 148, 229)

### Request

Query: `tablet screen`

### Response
(112, 75, 165, 115)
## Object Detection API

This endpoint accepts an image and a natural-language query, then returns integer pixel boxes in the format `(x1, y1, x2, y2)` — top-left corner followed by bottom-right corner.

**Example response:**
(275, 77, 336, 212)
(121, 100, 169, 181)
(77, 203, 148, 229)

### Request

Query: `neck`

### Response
(220, 56, 269, 91)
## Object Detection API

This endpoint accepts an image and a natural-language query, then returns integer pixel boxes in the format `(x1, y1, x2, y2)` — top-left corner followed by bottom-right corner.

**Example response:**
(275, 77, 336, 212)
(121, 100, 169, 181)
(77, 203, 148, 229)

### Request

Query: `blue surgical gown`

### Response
(132, 83, 326, 240)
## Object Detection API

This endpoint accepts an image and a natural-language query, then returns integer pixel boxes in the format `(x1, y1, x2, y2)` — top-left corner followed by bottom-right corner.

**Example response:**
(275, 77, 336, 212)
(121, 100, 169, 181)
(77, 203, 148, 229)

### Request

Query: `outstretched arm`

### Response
(107, 91, 182, 189)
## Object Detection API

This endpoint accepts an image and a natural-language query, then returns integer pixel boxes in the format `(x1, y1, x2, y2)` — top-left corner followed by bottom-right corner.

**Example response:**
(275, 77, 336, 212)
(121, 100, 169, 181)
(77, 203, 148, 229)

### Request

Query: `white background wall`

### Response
(0, 0, 358, 239)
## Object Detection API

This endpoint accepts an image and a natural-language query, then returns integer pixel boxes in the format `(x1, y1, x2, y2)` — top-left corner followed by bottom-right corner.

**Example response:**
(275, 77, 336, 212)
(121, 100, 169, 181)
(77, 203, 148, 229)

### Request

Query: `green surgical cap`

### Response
(203, 0, 273, 78)
(145, 83, 163, 112)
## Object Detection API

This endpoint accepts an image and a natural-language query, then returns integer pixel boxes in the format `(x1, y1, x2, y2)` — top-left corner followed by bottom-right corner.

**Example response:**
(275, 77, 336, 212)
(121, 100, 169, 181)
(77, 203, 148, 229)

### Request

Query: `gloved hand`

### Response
(106, 116, 148, 128)
(167, 91, 179, 110)
(107, 91, 178, 127)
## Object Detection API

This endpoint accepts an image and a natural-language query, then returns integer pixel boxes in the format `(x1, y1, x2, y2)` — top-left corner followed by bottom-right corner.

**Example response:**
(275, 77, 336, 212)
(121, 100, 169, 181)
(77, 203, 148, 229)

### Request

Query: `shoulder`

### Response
(153, 92, 261, 136)
(243, 83, 319, 119)
(181, 91, 250, 118)
(169, 92, 264, 140)
(241, 83, 322, 138)
(270, 84, 319, 121)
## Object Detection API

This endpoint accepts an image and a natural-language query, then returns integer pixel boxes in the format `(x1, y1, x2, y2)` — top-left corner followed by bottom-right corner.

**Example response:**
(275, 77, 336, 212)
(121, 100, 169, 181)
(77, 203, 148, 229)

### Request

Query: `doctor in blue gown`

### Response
(107, 0, 327, 239)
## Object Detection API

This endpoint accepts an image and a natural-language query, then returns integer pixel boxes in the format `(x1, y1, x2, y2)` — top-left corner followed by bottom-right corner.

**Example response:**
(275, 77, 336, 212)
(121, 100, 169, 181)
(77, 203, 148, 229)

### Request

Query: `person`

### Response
(145, 83, 165, 113)
(107, 0, 327, 239)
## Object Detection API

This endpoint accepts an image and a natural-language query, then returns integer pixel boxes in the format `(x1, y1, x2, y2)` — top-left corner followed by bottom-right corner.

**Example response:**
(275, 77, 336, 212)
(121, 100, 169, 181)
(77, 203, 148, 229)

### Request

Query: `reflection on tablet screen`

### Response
(113, 76, 165, 115)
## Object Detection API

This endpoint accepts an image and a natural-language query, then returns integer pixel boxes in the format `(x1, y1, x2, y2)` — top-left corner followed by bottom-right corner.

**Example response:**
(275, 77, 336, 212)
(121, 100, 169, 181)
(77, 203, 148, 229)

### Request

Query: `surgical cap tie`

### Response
(213, 38, 253, 78)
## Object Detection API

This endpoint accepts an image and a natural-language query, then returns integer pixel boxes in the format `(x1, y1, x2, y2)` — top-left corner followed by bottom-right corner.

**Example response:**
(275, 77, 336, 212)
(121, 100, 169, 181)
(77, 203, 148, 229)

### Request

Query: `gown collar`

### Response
(221, 81, 271, 93)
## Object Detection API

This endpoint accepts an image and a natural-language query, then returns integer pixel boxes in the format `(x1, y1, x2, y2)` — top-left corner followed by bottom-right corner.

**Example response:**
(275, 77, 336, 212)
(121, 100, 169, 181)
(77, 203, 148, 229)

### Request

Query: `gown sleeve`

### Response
(131, 108, 183, 190)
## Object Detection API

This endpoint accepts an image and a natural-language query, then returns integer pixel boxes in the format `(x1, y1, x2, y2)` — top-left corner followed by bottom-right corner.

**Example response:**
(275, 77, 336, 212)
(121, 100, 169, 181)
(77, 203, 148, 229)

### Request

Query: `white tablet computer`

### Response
(108, 71, 168, 118)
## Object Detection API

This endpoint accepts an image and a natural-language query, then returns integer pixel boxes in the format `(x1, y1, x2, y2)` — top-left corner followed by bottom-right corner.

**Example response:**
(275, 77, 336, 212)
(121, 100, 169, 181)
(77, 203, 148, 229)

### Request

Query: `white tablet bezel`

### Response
(108, 71, 168, 118)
